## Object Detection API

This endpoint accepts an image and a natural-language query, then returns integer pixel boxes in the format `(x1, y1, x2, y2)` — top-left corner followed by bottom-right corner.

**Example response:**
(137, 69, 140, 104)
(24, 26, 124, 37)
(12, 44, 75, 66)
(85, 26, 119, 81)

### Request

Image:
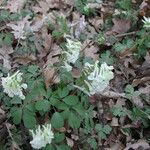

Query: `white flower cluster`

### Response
(30, 124, 54, 149)
(62, 39, 82, 71)
(75, 61, 114, 95)
(1, 71, 27, 99)
(142, 16, 150, 28)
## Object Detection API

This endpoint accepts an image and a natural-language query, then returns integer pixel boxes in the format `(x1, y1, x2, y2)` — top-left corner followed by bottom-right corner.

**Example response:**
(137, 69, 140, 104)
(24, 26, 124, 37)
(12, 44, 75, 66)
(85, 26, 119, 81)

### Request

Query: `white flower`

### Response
(30, 124, 54, 149)
(1, 71, 27, 99)
(142, 16, 150, 28)
(62, 39, 82, 71)
(65, 39, 82, 63)
(62, 62, 72, 72)
(75, 61, 114, 95)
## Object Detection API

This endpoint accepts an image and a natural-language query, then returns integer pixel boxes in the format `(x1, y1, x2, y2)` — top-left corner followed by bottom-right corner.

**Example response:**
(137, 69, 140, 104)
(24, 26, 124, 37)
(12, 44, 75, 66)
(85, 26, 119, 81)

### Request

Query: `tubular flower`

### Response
(142, 16, 150, 28)
(75, 61, 114, 95)
(30, 124, 54, 149)
(62, 39, 82, 71)
(1, 71, 27, 99)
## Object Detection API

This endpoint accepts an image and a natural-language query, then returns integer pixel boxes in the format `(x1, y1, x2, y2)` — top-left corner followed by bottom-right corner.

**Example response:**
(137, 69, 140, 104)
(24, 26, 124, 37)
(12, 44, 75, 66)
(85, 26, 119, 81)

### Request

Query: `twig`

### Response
(5, 123, 21, 150)
(99, 91, 126, 98)
(115, 31, 136, 38)
(81, 40, 94, 52)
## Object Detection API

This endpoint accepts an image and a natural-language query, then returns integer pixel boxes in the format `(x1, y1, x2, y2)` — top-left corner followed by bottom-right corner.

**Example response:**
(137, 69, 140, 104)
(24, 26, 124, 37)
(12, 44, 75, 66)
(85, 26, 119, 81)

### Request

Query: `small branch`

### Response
(115, 31, 136, 38)
(99, 91, 126, 98)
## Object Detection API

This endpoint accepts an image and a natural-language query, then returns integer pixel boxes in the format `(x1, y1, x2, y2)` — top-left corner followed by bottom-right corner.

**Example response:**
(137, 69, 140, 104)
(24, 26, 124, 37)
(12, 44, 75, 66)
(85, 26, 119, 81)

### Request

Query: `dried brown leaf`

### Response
(71, 68, 81, 78)
(0, 45, 13, 70)
(13, 54, 37, 65)
(6, 0, 25, 13)
(132, 77, 150, 87)
(111, 117, 119, 126)
(124, 140, 150, 150)
(7, 16, 31, 40)
(43, 68, 59, 89)
(66, 137, 74, 147)
(32, 0, 61, 14)
(43, 44, 61, 88)
(88, 17, 104, 31)
(109, 19, 131, 35)
(83, 42, 99, 61)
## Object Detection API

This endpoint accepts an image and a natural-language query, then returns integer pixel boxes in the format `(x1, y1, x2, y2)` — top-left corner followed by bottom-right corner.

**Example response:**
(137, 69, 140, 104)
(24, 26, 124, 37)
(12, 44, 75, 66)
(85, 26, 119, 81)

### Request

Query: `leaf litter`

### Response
(0, 0, 150, 149)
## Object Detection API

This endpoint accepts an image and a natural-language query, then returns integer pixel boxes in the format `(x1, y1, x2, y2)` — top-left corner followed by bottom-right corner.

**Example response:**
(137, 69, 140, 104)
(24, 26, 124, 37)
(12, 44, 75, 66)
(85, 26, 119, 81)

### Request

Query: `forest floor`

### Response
(0, 0, 150, 150)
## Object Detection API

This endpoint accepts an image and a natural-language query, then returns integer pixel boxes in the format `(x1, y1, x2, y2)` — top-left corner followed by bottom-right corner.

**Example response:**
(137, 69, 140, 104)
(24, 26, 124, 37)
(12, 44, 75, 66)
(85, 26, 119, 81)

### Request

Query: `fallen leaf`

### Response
(0, 45, 13, 70)
(43, 68, 59, 89)
(6, 0, 25, 13)
(66, 137, 74, 147)
(72, 14, 87, 38)
(7, 16, 31, 40)
(43, 44, 61, 88)
(0, 107, 5, 115)
(13, 54, 37, 65)
(83, 42, 99, 61)
(32, 0, 61, 14)
(108, 19, 131, 35)
(124, 140, 150, 150)
(105, 142, 124, 150)
(71, 68, 81, 78)
(132, 77, 150, 87)
(88, 17, 104, 31)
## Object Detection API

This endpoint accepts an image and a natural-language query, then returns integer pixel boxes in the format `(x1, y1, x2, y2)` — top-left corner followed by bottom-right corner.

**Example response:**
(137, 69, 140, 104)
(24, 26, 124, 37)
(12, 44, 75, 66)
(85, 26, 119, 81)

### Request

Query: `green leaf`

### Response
(11, 96, 22, 104)
(73, 104, 85, 117)
(35, 99, 50, 112)
(99, 50, 116, 65)
(51, 112, 64, 128)
(3, 33, 13, 45)
(61, 109, 70, 120)
(103, 125, 112, 134)
(50, 95, 59, 106)
(95, 124, 103, 131)
(116, 0, 132, 10)
(27, 65, 38, 74)
(125, 84, 134, 94)
(57, 87, 69, 98)
(11, 107, 22, 125)
(68, 112, 80, 129)
(56, 102, 69, 110)
(23, 108, 36, 129)
(63, 95, 79, 106)
(87, 138, 97, 149)
(43, 145, 55, 150)
(56, 145, 71, 150)
(95, 124, 112, 139)
(111, 106, 127, 117)
(54, 133, 65, 143)
(25, 81, 46, 102)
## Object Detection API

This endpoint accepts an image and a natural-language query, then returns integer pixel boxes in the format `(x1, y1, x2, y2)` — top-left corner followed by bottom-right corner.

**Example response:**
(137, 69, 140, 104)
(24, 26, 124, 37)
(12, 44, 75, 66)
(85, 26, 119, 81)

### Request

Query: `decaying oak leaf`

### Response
(124, 140, 150, 150)
(132, 77, 150, 87)
(83, 40, 99, 61)
(72, 12, 87, 38)
(71, 68, 81, 78)
(43, 68, 60, 89)
(66, 137, 74, 147)
(32, 0, 61, 14)
(6, 0, 25, 13)
(13, 54, 37, 65)
(108, 19, 131, 35)
(43, 44, 61, 88)
(88, 17, 104, 31)
(7, 16, 31, 40)
(34, 27, 52, 59)
(31, 15, 48, 32)
(0, 45, 13, 70)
